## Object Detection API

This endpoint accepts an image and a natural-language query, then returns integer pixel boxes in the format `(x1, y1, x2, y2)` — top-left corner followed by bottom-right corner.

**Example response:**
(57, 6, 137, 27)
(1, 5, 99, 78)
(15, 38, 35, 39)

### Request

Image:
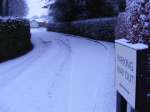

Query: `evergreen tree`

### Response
(85, 0, 115, 18)
(74, 0, 89, 20)
(50, 0, 78, 22)
(118, 0, 126, 12)
(49, 0, 117, 22)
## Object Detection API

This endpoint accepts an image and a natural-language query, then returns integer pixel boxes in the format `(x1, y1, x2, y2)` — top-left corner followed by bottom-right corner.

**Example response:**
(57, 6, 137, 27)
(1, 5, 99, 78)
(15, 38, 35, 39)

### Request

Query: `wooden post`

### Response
(117, 92, 127, 112)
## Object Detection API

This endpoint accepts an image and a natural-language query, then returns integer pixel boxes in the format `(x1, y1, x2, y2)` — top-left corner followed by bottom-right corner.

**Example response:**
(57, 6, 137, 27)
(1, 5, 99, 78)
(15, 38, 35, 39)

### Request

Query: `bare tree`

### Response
(0, 0, 9, 16)
(0, 0, 28, 17)
(8, 0, 28, 17)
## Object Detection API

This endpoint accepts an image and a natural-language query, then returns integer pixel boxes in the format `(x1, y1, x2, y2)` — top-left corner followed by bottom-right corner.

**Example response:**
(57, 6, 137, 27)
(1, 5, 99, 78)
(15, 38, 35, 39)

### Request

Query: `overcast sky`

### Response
(26, 0, 48, 18)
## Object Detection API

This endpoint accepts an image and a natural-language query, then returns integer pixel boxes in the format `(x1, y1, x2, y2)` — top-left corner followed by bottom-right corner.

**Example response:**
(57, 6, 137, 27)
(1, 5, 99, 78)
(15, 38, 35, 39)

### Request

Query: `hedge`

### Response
(0, 17, 33, 62)
(47, 17, 117, 42)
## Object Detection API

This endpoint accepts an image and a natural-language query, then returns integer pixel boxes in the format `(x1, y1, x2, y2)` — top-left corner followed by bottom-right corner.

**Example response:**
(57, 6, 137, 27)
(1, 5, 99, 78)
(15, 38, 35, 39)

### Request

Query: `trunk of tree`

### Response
(0, 0, 28, 17)
(2, 0, 9, 16)
(0, 0, 9, 16)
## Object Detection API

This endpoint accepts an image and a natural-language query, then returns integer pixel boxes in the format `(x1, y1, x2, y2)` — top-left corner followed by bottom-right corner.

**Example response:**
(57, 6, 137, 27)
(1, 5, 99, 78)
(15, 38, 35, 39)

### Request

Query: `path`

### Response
(0, 28, 116, 112)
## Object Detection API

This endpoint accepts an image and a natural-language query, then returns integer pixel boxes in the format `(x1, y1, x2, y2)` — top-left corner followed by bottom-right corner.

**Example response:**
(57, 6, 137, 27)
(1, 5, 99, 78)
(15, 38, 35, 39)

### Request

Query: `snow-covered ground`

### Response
(0, 28, 116, 112)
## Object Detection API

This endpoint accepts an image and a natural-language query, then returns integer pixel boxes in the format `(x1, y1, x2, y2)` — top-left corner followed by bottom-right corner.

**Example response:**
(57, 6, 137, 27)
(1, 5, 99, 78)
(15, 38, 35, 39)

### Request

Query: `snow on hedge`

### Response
(126, 0, 150, 44)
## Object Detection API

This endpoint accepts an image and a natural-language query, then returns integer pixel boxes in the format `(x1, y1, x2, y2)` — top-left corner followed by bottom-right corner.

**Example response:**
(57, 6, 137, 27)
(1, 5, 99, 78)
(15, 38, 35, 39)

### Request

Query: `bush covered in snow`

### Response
(47, 17, 117, 42)
(0, 17, 32, 62)
(126, 0, 150, 44)
(116, 0, 150, 44)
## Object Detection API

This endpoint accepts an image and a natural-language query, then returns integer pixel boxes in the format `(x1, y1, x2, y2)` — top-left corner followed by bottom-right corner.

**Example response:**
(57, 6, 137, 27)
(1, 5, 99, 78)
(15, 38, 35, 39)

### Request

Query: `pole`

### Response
(116, 92, 127, 112)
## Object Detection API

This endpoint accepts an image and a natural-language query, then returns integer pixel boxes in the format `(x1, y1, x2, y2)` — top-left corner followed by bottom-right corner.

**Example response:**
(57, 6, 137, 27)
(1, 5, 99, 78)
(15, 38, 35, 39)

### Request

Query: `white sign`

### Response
(116, 42, 137, 109)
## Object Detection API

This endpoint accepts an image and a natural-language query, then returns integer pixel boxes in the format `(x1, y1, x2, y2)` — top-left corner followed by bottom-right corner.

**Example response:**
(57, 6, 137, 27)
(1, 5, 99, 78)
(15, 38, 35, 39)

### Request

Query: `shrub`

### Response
(71, 17, 117, 41)
(47, 17, 117, 42)
(0, 17, 33, 62)
(126, 1, 150, 44)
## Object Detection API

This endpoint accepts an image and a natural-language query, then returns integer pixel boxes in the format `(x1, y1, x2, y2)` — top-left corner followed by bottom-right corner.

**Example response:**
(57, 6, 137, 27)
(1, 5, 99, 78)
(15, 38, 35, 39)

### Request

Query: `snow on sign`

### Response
(115, 40, 137, 109)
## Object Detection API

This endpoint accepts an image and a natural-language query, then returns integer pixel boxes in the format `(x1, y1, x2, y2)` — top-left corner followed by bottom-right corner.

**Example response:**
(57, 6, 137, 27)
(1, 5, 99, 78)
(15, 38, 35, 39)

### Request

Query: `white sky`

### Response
(26, 0, 48, 18)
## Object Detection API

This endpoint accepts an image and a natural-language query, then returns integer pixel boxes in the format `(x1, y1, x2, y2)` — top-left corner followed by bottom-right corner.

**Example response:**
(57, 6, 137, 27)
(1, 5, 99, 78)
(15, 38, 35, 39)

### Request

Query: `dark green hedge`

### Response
(47, 17, 117, 42)
(0, 17, 33, 62)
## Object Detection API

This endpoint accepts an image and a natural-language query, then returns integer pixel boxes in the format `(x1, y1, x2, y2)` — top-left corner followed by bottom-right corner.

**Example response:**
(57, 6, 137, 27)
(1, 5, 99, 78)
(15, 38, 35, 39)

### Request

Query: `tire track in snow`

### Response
(36, 34, 72, 109)
(66, 35, 115, 112)
(92, 44, 115, 112)
(0, 34, 72, 112)
(47, 39, 72, 109)
(61, 33, 108, 50)
(0, 28, 115, 112)
(0, 34, 52, 88)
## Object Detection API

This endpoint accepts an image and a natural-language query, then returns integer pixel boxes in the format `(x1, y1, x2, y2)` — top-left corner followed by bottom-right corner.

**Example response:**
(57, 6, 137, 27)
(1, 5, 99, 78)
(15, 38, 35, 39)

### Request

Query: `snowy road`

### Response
(0, 28, 116, 112)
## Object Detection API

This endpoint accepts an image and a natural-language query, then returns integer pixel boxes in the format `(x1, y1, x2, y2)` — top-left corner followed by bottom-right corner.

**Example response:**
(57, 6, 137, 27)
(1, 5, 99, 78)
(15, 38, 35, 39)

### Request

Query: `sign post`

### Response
(115, 39, 150, 112)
